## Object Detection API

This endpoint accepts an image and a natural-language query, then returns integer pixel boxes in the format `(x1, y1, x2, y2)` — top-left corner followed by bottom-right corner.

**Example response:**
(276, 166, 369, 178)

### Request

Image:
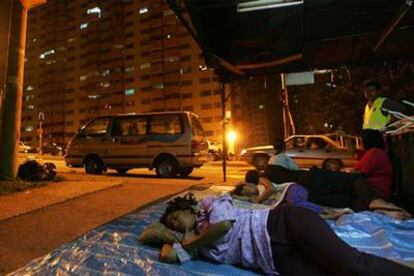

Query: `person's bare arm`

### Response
(182, 220, 233, 252)
(159, 220, 233, 263)
(254, 177, 275, 203)
(231, 194, 252, 202)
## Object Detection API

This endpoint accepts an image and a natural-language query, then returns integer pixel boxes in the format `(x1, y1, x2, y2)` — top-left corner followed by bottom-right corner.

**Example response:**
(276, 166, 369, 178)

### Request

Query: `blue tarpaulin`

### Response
(11, 189, 414, 275)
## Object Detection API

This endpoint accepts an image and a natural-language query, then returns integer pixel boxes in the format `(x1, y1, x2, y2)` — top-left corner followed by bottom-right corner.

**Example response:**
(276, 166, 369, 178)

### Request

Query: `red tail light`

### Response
(191, 140, 207, 151)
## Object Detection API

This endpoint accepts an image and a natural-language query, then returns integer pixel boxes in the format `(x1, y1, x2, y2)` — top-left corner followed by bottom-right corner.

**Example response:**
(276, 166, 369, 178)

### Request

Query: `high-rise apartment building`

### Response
(231, 75, 283, 150)
(21, 0, 226, 147)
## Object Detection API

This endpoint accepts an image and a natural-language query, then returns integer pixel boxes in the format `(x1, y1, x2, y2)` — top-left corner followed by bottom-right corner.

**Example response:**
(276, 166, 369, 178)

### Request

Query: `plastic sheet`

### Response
(11, 194, 414, 275)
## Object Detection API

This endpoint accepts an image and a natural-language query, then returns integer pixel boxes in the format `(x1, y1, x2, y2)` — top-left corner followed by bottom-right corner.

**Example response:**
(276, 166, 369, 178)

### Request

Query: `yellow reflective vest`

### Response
(363, 97, 390, 130)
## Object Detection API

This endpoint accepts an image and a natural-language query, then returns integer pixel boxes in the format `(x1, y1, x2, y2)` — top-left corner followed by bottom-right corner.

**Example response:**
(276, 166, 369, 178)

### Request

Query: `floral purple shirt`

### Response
(196, 195, 277, 275)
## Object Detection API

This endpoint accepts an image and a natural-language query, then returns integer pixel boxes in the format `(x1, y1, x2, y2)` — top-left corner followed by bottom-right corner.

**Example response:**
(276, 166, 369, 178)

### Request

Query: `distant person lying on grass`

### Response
(158, 193, 414, 275)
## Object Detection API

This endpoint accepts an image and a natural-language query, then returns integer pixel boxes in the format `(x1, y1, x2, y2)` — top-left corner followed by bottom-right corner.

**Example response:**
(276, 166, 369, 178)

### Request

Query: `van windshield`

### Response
(191, 115, 206, 137)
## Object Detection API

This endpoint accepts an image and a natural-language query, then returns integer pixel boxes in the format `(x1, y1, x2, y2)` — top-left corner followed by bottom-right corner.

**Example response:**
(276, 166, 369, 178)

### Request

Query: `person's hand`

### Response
(182, 231, 197, 245)
(160, 244, 178, 263)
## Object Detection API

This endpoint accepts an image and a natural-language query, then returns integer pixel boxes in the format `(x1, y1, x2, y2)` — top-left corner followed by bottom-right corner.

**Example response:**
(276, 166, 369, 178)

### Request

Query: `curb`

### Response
(207, 162, 251, 168)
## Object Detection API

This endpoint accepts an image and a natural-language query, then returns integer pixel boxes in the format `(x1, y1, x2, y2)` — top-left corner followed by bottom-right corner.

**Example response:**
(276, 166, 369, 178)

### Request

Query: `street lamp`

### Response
(0, 0, 46, 178)
(226, 130, 237, 159)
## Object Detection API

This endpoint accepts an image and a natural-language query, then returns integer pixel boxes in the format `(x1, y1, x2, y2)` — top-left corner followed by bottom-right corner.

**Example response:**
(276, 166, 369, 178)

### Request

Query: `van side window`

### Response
(84, 118, 110, 136)
(191, 115, 205, 136)
(149, 115, 183, 135)
(113, 117, 148, 136)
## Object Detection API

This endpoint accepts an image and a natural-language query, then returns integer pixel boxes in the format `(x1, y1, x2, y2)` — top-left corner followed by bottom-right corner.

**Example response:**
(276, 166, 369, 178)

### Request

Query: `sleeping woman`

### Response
(158, 193, 413, 275)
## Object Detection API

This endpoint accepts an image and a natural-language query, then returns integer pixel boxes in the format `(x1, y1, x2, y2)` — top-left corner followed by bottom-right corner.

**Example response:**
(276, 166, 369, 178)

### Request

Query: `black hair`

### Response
(231, 183, 246, 195)
(361, 129, 385, 150)
(245, 170, 260, 184)
(273, 139, 286, 152)
(160, 192, 198, 227)
(364, 80, 381, 91)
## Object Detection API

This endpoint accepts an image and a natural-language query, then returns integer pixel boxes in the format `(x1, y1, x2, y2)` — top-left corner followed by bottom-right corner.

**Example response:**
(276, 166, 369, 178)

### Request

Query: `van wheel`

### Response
(155, 157, 178, 178)
(253, 155, 269, 170)
(116, 168, 129, 175)
(179, 167, 194, 177)
(322, 159, 343, 171)
(84, 156, 104, 174)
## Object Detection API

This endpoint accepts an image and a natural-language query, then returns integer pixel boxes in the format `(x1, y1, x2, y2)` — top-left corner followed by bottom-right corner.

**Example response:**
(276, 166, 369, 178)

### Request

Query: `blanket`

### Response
(11, 187, 414, 275)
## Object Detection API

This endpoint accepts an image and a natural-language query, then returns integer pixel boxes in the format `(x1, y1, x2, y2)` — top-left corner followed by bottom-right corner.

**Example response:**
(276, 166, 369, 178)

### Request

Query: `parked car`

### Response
(41, 142, 64, 156)
(208, 141, 222, 161)
(239, 134, 361, 171)
(19, 141, 36, 153)
(65, 111, 209, 177)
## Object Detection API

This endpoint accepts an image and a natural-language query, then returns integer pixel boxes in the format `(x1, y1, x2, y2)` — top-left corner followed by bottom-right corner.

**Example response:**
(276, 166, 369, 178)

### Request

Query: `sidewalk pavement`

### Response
(0, 176, 198, 274)
(0, 179, 123, 221)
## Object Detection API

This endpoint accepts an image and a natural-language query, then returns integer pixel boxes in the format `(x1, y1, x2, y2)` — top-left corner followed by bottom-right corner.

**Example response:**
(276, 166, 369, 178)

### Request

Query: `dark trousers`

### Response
(265, 166, 378, 210)
(267, 205, 414, 275)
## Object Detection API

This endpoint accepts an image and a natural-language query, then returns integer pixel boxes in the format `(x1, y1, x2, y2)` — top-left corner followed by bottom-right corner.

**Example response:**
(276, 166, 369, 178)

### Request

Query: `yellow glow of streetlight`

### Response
(227, 131, 237, 142)
(21, 0, 47, 9)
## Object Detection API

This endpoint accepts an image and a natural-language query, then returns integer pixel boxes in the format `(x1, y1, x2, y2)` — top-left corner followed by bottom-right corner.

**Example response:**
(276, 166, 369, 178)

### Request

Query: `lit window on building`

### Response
(28, 105, 34, 110)
(163, 10, 174, 16)
(25, 126, 34, 132)
(139, 7, 148, 14)
(101, 69, 110, 76)
(125, 67, 135, 72)
(153, 84, 164, 89)
(166, 56, 178, 62)
(180, 67, 192, 74)
(88, 94, 100, 99)
(198, 64, 208, 71)
(87, 7, 101, 18)
(39, 49, 55, 59)
(100, 81, 110, 88)
(125, 89, 135, 96)
(140, 63, 151, 70)
(80, 23, 89, 29)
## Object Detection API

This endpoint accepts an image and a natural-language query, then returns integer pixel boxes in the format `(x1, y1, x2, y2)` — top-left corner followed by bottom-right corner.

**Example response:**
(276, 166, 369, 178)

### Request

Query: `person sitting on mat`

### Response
(158, 193, 414, 275)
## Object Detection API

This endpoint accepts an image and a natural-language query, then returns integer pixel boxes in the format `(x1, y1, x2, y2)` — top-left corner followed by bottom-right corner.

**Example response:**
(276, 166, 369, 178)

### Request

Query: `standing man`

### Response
(363, 80, 406, 130)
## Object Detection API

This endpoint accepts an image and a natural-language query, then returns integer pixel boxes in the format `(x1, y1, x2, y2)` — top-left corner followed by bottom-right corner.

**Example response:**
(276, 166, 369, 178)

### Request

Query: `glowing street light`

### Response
(227, 130, 237, 142)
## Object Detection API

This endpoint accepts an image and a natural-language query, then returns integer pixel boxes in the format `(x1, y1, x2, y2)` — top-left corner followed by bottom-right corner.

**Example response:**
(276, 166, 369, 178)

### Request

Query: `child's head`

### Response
(273, 139, 286, 154)
(232, 183, 259, 197)
(245, 170, 260, 184)
(160, 193, 198, 233)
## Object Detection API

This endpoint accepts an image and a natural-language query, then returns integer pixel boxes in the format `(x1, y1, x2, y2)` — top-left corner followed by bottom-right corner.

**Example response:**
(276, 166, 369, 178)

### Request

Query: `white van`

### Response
(65, 111, 209, 177)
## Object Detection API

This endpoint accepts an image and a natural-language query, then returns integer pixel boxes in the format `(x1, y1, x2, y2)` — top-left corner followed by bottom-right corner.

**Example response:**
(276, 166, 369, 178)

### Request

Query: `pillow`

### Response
(139, 222, 183, 246)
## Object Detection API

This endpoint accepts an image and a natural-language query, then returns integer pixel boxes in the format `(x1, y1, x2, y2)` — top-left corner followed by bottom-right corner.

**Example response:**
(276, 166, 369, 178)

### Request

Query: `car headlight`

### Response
(240, 149, 247, 155)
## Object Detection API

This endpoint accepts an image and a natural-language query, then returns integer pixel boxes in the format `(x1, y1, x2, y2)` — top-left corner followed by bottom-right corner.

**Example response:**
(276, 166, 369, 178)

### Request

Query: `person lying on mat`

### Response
(262, 130, 411, 219)
(158, 193, 413, 275)
(231, 175, 353, 220)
